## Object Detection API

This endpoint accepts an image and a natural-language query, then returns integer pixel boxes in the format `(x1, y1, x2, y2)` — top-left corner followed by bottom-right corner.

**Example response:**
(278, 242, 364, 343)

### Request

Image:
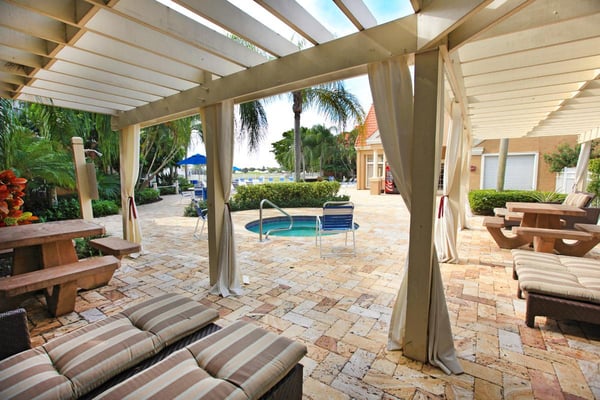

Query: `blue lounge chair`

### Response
(193, 200, 208, 239)
(315, 201, 357, 257)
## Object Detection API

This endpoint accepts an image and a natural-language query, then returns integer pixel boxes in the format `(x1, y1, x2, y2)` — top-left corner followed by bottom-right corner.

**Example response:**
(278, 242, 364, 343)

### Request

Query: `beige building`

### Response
(470, 135, 578, 192)
(355, 105, 385, 193)
(356, 105, 579, 194)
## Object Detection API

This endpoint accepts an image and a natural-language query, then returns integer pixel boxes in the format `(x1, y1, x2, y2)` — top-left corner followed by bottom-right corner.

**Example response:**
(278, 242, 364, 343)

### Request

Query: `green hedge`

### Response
(37, 198, 120, 221)
(230, 181, 347, 211)
(468, 189, 567, 215)
(184, 181, 350, 215)
(135, 188, 161, 205)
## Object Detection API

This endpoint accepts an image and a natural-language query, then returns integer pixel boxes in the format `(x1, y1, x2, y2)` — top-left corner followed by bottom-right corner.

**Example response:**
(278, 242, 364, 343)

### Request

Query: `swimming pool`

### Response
(245, 215, 359, 237)
(245, 216, 317, 237)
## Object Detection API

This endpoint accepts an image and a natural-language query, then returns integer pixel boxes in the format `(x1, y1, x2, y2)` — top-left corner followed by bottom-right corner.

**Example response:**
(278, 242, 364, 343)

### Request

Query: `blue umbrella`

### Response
(232, 166, 242, 172)
(177, 153, 206, 165)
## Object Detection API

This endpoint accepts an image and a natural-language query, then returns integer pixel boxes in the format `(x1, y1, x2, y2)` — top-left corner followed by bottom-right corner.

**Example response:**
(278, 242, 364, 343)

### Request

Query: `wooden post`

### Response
(404, 48, 444, 362)
(71, 137, 93, 220)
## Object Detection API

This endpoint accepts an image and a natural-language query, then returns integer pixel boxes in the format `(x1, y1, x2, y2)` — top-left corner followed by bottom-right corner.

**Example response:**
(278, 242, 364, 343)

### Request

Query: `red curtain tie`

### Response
(128, 196, 138, 220)
(438, 195, 448, 219)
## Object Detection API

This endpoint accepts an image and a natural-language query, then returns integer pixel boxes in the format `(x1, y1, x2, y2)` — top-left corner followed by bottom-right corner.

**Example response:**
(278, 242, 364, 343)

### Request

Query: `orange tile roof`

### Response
(355, 104, 378, 146)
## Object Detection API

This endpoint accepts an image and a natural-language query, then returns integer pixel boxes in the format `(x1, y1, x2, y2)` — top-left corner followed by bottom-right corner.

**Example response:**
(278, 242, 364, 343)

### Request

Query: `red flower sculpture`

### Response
(0, 169, 38, 226)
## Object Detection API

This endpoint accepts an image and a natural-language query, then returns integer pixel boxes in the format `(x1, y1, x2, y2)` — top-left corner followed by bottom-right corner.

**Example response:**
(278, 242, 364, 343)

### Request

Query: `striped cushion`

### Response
(0, 348, 73, 400)
(189, 321, 307, 399)
(121, 293, 219, 346)
(44, 314, 157, 397)
(512, 250, 600, 304)
(0, 293, 219, 400)
(93, 349, 247, 400)
(564, 192, 592, 208)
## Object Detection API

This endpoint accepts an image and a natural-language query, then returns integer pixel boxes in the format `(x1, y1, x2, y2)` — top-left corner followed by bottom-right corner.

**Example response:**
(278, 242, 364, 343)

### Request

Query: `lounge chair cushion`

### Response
(94, 321, 307, 400)
(190, 321, 307, 399)
(94, 349, 247, 400)
(563, 192, 593, 208)
(512, 249, 600, 304)
(0, 347, 73, 400)
(0, 293, 219, 400)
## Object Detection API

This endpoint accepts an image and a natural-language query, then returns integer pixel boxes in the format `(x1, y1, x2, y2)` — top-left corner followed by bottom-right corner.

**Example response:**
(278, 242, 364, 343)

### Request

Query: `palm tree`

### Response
(291, 82, 364, 181)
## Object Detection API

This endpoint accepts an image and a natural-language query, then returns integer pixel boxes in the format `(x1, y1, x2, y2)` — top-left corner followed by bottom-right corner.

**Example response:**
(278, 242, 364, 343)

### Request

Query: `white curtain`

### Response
(202, 100, 243, 297)
(459, 132, 473, 229)
(119, 125, 143, 248)
(368, 55, 462, 374)
(574, 141, 591, 192)
(435, 104, 463, 263)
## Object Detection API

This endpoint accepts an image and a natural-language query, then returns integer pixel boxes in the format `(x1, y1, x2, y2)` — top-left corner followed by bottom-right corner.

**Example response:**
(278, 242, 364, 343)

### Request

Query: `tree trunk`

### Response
(496, 138, 509, 191)
(292, 91, 302, 182)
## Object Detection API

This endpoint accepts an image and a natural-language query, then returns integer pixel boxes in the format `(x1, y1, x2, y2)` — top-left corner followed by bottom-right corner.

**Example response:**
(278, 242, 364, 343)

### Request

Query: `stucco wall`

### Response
(469, 135, 578, 192)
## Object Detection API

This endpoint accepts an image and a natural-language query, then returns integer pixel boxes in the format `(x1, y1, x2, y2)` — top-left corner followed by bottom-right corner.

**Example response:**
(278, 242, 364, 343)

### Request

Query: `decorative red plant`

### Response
(0, 169, 38, 227)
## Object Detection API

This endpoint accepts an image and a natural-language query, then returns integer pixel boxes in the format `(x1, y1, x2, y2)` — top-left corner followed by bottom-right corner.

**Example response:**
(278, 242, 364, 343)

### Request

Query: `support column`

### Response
(71, 137, 93, 220)
(202, 108, 225, 286)
(119, 124, 143, 244)
(404, 48, 444, 361)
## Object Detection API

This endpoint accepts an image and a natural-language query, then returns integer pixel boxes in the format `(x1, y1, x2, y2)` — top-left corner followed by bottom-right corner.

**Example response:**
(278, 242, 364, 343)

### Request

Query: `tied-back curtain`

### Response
(203, 100, 242, 297)
(434, 104, 463, 263)
(574, 141, 591, 192)
(119, 125, 143, 247)
(459, 132, 473, 229)
(368, 55, 462, 374)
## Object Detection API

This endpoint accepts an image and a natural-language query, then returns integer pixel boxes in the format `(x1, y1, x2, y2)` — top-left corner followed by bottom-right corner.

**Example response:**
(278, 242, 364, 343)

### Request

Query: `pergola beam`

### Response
(112, 15, 418, 129)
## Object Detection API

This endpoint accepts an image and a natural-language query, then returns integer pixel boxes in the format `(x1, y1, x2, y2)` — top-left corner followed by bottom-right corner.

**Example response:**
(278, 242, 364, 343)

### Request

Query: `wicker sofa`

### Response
(511, 249, 600, 328)
(0, 293, 307, 400)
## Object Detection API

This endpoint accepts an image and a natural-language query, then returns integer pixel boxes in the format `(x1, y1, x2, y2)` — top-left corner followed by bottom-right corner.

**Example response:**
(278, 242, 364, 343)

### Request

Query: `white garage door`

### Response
(482, 153, 537, 190)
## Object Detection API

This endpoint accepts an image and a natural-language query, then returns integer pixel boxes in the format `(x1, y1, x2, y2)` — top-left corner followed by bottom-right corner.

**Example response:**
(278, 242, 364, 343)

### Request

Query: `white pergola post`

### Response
(119, 124, 143, 245)
(404, 48, 444, 361)
(203, 108, 226, 286)
(71, 137, 93, 220)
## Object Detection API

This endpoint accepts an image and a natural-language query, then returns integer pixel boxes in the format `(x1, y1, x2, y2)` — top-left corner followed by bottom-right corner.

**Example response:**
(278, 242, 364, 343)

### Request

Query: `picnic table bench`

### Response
(89, 237, 140, 259)
(0, 255, 119, 316)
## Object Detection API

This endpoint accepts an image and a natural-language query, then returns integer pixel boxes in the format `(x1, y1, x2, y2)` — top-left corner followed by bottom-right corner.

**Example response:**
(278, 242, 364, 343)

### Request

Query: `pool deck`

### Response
(16, 187, 600, 399)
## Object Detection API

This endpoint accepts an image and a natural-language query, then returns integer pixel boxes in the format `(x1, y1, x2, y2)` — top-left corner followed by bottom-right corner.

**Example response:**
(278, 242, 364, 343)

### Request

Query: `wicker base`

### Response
(80, 322, 304, 399)
(525, 292, 600, 328)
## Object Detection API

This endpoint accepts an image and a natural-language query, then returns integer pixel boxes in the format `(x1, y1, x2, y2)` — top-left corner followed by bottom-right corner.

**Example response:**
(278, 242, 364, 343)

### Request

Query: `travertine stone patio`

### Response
(18, 188, 600, 399)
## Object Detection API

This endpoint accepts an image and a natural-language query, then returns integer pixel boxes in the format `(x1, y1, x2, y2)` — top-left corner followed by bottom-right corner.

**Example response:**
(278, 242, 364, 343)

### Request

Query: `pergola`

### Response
(2, 0, 599, 372)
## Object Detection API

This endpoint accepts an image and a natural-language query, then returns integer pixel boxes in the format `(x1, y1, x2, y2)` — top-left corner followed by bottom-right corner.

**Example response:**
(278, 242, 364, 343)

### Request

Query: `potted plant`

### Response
(0, 169, 38, 226)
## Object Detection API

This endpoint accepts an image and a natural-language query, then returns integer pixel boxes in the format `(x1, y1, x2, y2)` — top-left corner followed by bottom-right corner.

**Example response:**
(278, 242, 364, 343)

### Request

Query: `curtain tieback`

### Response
(128, 196, 138, 220)
(437, 195, 448, 219)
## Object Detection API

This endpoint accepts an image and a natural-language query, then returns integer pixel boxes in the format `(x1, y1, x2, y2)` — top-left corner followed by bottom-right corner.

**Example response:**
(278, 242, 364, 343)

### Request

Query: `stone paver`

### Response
(15, 188, 600, 399)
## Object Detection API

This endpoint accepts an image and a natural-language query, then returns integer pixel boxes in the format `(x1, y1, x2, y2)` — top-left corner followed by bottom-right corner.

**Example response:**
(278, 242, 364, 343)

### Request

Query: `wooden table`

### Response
(506, 202, 591, 254)
(506, 202, 586, 229)
(0, 220, 105, 285)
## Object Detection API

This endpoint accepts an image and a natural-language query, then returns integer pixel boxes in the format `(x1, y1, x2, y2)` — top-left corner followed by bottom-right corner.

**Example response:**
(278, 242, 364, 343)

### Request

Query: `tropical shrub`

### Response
(468, 189, 566, 215)
(135, 188, 161, 205)
(92, 200, 119, 217)
(587, 158, 600, 206)
(0, 169, 38, 226)
(229, 181, 348, 211)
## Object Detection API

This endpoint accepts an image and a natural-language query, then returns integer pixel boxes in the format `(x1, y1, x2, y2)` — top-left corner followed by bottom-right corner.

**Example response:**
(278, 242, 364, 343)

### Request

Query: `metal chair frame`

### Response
(315, 201, 356, 257)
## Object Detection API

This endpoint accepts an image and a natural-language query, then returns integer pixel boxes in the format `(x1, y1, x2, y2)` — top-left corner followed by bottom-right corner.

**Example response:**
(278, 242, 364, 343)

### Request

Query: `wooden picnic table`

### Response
(0, 219, 105, 287)
(484, 202, 600, 256)
(506, 202, 586, 229)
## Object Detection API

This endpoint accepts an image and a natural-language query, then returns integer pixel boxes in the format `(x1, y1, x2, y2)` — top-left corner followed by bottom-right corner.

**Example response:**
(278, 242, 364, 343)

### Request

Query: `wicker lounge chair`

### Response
(511, 249, 600, 328)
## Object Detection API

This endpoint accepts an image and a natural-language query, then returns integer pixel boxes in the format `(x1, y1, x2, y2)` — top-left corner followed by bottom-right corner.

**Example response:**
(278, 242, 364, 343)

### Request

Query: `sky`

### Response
(180, 0, 414, 169)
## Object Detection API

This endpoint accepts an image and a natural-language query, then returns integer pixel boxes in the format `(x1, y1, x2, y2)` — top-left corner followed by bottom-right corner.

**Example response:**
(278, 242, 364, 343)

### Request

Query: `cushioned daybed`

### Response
(511, 249, 600, 327)
(0, 293, 307, 400)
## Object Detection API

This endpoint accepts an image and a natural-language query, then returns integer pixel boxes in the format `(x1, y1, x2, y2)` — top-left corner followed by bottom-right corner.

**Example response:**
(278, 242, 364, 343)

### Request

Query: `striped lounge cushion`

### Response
(93, 349, 247, 400)
(512, 249, 600, 304)
(0, 293, 219, 400)
(121, 293, 219, 346)
(93, 321, 307, 400)
(189, 321, 307, 399)
(0, 348, 74, 400)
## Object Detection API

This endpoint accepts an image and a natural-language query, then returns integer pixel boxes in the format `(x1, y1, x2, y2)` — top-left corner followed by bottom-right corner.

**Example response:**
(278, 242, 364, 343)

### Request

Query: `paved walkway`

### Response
(22, 188, 600, 399)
